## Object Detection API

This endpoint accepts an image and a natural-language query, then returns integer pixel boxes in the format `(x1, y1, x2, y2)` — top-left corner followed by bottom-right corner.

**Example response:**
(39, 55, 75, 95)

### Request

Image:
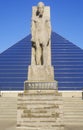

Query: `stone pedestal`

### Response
(28, 65, 54, 81)
(17, 90, 64, 130)
(25, 65, 57, 90)
(17, 68, 64, 130)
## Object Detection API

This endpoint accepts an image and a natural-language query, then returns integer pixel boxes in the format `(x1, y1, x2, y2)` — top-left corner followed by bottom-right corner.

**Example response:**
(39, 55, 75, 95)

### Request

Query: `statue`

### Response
(31, 2, 51, 65)
(27, 2, 54, 81)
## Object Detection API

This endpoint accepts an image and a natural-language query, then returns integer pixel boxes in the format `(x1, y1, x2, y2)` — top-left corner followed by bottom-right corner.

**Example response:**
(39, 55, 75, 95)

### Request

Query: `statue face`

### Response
(38, 5, 44, 16)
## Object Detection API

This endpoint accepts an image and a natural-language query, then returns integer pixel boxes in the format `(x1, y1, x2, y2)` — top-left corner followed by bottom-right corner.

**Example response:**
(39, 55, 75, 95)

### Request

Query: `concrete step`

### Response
(0, 104, 17, 106)
(64, 106, 83, 109)
(0, 115, 16, 118)
(0, 105, 17, 107)
(63, 97, 82, 99)
(19, 121, 63, 126)
(0, 98, 17, 100)
(17, 117, 63, 122)
(0, 118, 16, 120)
(17, 126, 64, 130)
(0, 97, 17, 120)
(64, 112, 83, 114)
(64, 115, 83, 118)
(63, 99, 83, 102)
(0, 111, 17, 114)
(64, 121, 83, 125)
(18, 100, 63, 104)
(18, 105, 62, 110)
(64, 100, 83, 103)
(64, 109, 83, 112)
(0, 111, 16, 114)
(63, 97, 83, 125)
(64, 119, 83, 122)
(64, 103, 83, 106)
(18, 95, 62, 100)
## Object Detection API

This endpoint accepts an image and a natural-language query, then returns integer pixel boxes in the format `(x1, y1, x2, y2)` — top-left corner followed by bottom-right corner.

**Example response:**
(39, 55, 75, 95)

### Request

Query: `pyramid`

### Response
(0, 32, 83, 91)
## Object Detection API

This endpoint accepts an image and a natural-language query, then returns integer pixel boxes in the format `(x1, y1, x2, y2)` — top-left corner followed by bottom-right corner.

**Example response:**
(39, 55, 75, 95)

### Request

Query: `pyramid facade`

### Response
(0, 32, 83, 91)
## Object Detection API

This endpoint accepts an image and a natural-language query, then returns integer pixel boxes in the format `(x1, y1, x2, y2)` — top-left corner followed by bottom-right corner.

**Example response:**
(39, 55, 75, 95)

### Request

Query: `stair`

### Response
(17, 91, 64, 130)
(0, 97, 17, 120)
(0, 93, 83, 126)
(63, 97, 83, 125)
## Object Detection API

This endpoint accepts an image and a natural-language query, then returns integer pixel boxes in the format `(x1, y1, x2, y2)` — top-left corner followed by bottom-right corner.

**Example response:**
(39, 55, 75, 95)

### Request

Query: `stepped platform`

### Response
(0, 95, 83, 129)
(17, 90, 64, 130)
(0, 94, 83, 125)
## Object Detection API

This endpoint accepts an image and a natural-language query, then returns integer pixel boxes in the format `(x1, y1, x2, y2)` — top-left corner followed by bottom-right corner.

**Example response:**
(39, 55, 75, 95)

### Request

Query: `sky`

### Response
(0, 0, 83, 53)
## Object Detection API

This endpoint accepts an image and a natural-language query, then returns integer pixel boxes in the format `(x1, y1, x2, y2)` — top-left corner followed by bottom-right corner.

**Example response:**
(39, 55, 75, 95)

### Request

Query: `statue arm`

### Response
(46, 19, 51, 40)
(31, 19, 36, 42)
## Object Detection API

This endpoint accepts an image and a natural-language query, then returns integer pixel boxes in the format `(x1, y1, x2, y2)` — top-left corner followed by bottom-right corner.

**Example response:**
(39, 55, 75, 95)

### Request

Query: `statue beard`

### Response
(39, 11, 44, 17)
(39, 14, 43, 17)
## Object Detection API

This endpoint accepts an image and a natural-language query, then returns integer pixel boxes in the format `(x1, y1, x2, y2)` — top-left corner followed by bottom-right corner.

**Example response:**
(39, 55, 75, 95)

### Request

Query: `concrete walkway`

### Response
(0, 120, 83, 130)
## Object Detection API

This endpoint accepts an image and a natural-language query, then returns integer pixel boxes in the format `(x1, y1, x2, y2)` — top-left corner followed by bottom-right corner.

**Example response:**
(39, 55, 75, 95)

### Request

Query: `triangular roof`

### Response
(0, 32, 83, 90)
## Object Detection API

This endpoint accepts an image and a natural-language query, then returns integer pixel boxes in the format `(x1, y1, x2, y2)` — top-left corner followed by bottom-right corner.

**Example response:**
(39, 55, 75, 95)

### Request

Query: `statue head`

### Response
(37, 2, 45, 17)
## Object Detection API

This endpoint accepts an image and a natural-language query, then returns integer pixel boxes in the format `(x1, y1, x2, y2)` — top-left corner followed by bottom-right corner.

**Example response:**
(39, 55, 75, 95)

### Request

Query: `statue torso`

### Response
(33, 16, 49, 44)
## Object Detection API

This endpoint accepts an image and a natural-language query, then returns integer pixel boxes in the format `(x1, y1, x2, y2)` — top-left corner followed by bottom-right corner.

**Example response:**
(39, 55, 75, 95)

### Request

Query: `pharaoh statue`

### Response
(31, 2, 51, 65)
(25, 2, 56, 84)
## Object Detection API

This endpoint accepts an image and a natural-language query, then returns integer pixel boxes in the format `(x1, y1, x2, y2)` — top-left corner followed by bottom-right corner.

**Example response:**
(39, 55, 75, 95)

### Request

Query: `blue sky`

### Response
(0, 0, 83, 53)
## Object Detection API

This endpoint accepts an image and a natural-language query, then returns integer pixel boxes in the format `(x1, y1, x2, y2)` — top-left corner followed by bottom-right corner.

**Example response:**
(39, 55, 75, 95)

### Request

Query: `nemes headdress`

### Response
(37, 2, 45, 8)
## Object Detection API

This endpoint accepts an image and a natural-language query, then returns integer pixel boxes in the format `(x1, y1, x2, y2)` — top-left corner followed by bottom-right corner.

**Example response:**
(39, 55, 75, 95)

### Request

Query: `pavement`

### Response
(0, 120, 83, 130)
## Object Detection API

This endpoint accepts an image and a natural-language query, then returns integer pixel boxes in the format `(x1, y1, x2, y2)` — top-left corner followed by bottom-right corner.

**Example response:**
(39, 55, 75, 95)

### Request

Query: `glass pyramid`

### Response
(0, 32, 83, 91)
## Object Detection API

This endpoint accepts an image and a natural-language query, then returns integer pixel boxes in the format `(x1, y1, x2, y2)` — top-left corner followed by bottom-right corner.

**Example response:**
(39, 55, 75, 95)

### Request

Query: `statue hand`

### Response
(47, 38, 50, 46)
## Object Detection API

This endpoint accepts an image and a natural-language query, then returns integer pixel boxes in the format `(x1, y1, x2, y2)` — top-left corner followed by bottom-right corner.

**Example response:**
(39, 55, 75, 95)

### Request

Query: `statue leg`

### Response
(43, 44, 47, 65)
(36, 42, 42, 65)
(31, 46, 36, 65)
